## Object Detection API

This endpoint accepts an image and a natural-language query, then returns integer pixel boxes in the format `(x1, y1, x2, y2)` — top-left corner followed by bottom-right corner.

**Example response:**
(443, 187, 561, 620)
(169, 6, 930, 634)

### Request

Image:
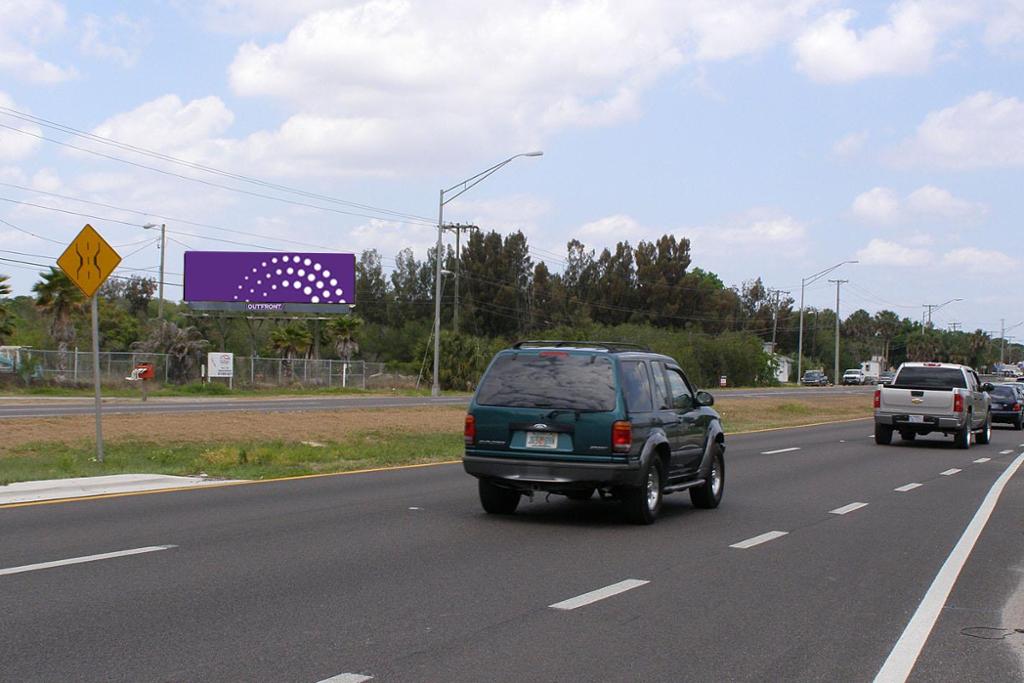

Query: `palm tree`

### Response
(132, 321, 209, 384)
(0, 274, 13, 344)
(32, 267, 85, 381)
(269, 323, 312, 380)
(328, 315, 363, 361)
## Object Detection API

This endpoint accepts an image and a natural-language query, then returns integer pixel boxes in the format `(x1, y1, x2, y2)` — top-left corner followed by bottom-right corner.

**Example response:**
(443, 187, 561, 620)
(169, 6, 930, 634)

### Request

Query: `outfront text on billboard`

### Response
(184, 251, 356, 304)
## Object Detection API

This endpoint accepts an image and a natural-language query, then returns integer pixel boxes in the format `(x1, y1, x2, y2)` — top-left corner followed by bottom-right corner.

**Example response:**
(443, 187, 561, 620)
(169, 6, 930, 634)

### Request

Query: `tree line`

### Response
(0, 230, 1019, 387)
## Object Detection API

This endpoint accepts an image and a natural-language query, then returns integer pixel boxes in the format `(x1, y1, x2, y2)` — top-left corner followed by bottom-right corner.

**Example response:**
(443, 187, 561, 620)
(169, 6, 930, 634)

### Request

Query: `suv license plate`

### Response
(908, 415, 925, 423)
(526, 432, 558, 449)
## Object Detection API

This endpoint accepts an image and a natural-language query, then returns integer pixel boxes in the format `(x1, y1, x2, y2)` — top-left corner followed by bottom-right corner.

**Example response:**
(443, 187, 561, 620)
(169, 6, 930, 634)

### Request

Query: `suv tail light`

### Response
(953, 393, 964, 413)
(873, 389, 881, 409)
(1014, 403, 1021, 412)
(464, 415, 476, 445)
(612, 421, 632, 454)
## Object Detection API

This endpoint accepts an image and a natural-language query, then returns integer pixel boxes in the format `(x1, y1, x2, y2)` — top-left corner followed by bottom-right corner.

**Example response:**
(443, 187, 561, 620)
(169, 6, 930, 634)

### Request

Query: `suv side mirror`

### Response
(981, 382, 994, 392)
(695, 390, 714, 407)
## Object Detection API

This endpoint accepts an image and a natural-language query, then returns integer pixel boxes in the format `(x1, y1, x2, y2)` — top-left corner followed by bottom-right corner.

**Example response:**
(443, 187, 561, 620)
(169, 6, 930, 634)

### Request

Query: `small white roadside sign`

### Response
(207, 352, 234, 378)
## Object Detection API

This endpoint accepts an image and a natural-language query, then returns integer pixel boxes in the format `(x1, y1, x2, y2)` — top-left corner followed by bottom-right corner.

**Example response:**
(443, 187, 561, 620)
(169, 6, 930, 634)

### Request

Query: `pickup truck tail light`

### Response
(612, 421, 632, 454)
(464, 415, 476, 445)
(873, 389, 881, 409)
(953, 393, 964, 413)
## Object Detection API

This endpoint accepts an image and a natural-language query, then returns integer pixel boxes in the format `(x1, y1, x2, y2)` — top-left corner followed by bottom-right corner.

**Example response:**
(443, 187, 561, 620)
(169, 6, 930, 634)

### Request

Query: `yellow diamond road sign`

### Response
(57, 224, 122, 298)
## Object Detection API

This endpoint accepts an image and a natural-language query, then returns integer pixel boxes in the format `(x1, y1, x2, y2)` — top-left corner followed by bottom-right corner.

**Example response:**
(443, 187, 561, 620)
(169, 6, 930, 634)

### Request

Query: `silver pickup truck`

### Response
(874, 362, 993, 448)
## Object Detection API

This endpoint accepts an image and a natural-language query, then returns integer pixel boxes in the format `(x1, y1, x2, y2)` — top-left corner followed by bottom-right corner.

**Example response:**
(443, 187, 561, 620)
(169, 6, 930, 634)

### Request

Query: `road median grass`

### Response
(0, 394, 870, 486)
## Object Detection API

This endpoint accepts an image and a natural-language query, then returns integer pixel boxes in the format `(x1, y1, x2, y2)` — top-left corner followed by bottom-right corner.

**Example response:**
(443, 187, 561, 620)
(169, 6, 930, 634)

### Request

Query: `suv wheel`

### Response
(690, 444, 724, 509)
(976, 413, 992, 445)
(623, 457, 663, 525)
(479, 479, 521, 515)
(1016, 414, 1024, 431)
(875, 424, 893, 445)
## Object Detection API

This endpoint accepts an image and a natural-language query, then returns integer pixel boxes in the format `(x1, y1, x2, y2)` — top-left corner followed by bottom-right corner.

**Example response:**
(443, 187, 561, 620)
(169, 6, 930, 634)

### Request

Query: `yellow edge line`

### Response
(730, 415, 871, 435)
(1, 416, 871, 510)
(0, 460, 462, 510)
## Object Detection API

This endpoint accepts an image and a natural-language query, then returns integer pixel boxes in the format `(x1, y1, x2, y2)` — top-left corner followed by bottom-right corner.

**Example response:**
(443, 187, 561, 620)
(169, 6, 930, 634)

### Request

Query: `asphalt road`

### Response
(0, 385, 872, 418)
(2, 418, 1022, 682)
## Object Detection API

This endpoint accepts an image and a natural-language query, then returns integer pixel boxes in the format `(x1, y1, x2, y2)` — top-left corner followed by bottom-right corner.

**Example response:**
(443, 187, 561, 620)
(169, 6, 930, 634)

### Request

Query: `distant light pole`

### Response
(797, 260, 857, 383)
(431, 152, 543, 397)
(1000, 319, 1024, 363)
(143, 223, 166, 319)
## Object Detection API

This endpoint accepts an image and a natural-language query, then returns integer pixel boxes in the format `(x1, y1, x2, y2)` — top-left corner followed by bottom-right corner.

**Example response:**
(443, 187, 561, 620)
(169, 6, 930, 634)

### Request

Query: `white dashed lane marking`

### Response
(1000, 450, 1014, 455)
(0, 545, 176, 577)
(974, 458, 991, 463)
(549, 579, 649, 610)
(940, 468, 961, 476)
(730, 531, 788, 549)
(895, 483, 922, 492)
(317, 675, 372, 683)
(761, 447, 800, 455)
(830, 502, 868, 515)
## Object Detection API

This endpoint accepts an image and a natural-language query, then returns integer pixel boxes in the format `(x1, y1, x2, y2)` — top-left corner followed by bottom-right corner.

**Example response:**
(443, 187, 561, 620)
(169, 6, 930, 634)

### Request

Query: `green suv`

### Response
(463, 341, 725, 524)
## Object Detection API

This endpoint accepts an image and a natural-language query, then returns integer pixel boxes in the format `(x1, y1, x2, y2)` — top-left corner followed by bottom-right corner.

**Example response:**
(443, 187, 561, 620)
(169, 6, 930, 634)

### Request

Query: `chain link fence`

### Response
(8, 348, 396, 389)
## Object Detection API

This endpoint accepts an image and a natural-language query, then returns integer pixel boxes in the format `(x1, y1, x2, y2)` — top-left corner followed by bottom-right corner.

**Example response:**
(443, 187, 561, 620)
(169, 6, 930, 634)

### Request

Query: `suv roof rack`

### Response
(512, 340, 651, 353)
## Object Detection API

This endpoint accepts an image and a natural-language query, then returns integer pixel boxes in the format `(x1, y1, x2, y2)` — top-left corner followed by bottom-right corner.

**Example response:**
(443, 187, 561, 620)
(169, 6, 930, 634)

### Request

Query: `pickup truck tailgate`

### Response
(881, 388, 953, 412)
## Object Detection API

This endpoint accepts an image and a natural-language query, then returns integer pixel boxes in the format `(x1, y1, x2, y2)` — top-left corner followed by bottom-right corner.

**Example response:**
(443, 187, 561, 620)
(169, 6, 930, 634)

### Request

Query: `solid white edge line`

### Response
(873, 453, 1024, 683)
(549, 579, 649, 610)
(940, 468, 961, 476)
(894, 483, 922, 492)
(973, 458, 991, 464)
(830, 502, 868, 515)
(0, 545, 177, 577)
(761, 447, 800, 455)
(317, 674, 372, 683)
(729, 530, 788, 549)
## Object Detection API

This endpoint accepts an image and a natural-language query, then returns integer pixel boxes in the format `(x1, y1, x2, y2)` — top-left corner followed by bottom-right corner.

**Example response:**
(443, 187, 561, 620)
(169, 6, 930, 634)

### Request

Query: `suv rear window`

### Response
(893, 367, 967, 389)
(477, 353, 616, 411)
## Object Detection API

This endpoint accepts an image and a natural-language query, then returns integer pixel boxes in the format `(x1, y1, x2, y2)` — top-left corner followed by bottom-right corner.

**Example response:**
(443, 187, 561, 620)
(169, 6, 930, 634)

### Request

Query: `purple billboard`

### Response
(184, 251, 356, 304)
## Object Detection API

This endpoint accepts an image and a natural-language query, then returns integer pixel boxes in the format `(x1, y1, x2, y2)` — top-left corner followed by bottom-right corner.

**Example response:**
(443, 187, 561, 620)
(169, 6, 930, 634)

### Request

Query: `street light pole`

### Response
(143, 223, 167, 319)
(796, 260, 857, 384)
(431, 152, 542, 396)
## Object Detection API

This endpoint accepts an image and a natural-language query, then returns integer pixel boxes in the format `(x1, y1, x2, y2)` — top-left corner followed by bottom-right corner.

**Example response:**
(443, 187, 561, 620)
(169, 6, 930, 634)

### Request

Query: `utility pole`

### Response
(767, 288, 790, 349)
(797, 260, 857, 384)
(948, 322, 961, 332)
(443, 223, 478, 333)
(829, 279, 847, 386)
(1001, 318, 1006, 364)
(143, 223, 167, 318)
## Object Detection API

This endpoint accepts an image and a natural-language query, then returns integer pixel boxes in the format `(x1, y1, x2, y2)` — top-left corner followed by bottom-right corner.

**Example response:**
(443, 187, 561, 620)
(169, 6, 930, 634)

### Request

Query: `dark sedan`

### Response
(801, 370, 829, 386)
(988, 383, 1024, 430)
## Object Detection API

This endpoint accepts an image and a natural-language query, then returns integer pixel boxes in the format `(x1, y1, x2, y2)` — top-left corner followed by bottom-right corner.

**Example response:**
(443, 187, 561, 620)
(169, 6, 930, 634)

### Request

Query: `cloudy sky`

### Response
(0, 0, 1022, 336)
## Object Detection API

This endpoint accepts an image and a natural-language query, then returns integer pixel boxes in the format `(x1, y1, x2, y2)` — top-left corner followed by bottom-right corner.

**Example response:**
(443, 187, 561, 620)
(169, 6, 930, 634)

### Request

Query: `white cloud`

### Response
(894, 91, 1024, 168)
(0, 0, 76, 83)
(0, 93, 43, 162)
(688, 210, 806, 253)
(575, 214, 652, 244)
(984, 0, 1024, 50)
(792, 2, 971, 83)
(856, 238, 933, 266)
(851, 185, 986, 224)
(833, 130, 869, 156)
(30, 168, 62, 193)
(942, 246, 1016, 271)
(80, 14, 149, 68)
(92, 95, 234, 154)
(851, 187, 901, 223)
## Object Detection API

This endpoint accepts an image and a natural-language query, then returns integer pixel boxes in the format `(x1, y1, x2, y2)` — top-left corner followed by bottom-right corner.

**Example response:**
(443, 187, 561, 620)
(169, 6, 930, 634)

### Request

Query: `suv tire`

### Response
(956, 414, 972, 450)
(1015, 414, 1023, 431)
(623, 456, 664, 525)
(479, 479, 521, 515)
(690, 444, 724, 509)
(875, 424, 893, 445)
(976, 413, 992, 445)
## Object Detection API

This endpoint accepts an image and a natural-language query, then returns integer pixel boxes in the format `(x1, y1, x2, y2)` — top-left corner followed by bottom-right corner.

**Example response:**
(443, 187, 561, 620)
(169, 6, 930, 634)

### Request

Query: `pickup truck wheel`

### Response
(623, 457, 663, 525)
(690, 445, 724, 510)
(976, 413, 992, 445)
(875, 425, 893, 445)
(956, 415, 972, 450)
(479, 479, 521, 515)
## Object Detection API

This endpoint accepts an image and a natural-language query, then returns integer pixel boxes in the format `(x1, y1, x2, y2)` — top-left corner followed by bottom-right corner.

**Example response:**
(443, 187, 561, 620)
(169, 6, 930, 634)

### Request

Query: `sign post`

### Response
(57, 224, 121, 463)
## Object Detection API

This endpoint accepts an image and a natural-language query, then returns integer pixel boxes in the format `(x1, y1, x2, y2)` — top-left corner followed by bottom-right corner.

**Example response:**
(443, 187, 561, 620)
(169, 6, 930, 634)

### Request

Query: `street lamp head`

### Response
(142, 223, 158, 229)
(522, 151, 544, 157)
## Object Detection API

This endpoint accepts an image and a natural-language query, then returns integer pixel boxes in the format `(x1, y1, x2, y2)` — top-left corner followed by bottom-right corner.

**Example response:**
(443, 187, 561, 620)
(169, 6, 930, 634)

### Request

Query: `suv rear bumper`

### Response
(875, 412, 965, 432)
(463, 454, 642, 490)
